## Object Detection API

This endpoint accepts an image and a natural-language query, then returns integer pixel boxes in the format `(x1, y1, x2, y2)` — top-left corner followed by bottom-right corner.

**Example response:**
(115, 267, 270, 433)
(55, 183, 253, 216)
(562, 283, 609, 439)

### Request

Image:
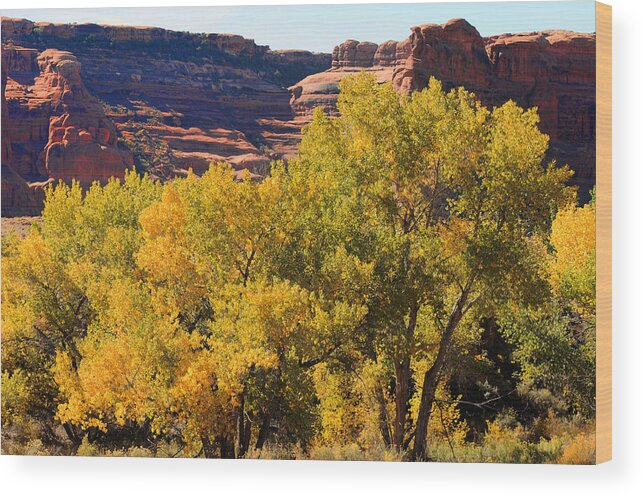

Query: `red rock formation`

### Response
(1, 47, 44, 216)
(485, 31, 596, 142)
(1, 43, 134, 214)
(35, 49, 133, 184)
(1, 16, 332, 208)
(1, 16, 596, 215)
(332, 40, 379, 68)
(289, 38, 400, 118)
(289, 65, 394, 119)
(392, 19, 493, 92)
(267, 50, 331, 67)
(373, 40, 408, 67)
(2, 45, 133, 186)
(0, 17, 34, 40)
(0, 17, 332, 63)
(291, 18, 596, 192)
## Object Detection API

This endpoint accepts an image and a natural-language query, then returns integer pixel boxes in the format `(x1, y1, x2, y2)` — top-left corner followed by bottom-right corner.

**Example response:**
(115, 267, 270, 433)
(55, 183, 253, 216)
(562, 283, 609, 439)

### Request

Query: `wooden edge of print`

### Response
(596, 1, 612, 464)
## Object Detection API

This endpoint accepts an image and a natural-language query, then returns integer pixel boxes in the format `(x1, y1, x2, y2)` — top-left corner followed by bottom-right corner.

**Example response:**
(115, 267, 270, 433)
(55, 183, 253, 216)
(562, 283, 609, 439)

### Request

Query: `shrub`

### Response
(559, 432, 595, 464)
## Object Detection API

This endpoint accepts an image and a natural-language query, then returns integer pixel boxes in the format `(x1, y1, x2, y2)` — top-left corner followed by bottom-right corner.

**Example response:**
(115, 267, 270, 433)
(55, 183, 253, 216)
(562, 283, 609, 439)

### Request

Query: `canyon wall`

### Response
(291, 19, 596, 193)
(1, 17, 331, 215)
(2, 43, 134, 215)
(2, 17, 595, 215)
(1, 47, 43, 216)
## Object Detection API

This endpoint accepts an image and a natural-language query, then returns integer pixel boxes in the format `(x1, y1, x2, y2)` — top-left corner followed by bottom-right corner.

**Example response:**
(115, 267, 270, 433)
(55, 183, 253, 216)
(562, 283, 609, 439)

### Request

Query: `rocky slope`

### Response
(291, 19, 596, 193)
(2, 17, 595, 215)
(1, 17, 331, 215)
(2, 50, 43, 217)
(2, 43, 134, 215)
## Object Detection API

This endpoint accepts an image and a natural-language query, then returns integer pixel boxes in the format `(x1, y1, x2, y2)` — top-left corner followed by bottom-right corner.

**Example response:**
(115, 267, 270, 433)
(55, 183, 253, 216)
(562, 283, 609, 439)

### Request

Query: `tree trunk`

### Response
(412, 366, 439, 461)
(375, 384, 392, 448)
(236, 393, 246, 458)
(392, 303, 419, 451)
(393, 357, 410, 450)
(412, 287, 472, 461)
(255, 410, 272, 450)
(219, 435, 235, 459)
(201, 436, 217, 458)
(63, 422, 81, 446)
(242, 416, 252, 455)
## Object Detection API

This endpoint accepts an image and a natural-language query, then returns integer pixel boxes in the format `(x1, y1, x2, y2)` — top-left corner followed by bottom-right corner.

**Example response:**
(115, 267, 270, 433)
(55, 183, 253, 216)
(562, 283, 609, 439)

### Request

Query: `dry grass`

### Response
(559, 431, 596, 464)
(1, 216, 41, 238)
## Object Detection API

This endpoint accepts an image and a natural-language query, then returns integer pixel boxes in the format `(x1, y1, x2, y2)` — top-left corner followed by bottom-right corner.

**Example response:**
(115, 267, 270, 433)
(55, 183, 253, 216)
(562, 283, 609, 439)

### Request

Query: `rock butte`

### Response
(291, 19, 596, 193)
(1, 17, 595, 215)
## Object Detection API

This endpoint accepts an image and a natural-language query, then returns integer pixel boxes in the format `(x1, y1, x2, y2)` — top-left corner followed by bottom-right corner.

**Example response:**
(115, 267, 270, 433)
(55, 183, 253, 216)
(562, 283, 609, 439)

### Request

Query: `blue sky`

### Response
(2, 2, 596, 53)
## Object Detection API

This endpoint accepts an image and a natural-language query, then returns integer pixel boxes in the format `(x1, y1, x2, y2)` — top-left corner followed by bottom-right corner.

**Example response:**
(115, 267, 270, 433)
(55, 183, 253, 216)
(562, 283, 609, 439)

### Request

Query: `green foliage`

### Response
(1, 74, 594, 461)
(502, 307, 595, 416)
(286, 73, 574, 458)
(119, 124, 177, 177)
(499, 199, 596, 417)
(1, 370, 31, 428)
(550, 199, 596, 316)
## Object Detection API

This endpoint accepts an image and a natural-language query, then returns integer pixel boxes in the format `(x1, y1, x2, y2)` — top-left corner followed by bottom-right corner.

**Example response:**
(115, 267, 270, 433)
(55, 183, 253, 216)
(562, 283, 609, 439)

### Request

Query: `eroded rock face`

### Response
(332, 40, 379, 68)
(0, 17, 34, 40)
(392, 19, 493, 92)
(373, 40, 408, 67)
(291, 18, 596, 192)
(485, 31, 596, 142)
(1, 16, 596, 215)
(289, 65, 395, 119)
(1, 17, 332, 214)
(1, 43, 133, 213)
(35, 49, 134, 184)
(1, 47, 44, 216)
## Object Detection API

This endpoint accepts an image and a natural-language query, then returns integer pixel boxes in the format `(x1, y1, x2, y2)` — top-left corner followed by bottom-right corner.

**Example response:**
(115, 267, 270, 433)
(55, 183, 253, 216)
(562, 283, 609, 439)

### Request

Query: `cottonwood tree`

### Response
(2, 76, 579, 461)
(50, 164, 364, 458)
(286, 73, 572, 460)
(501, 196, 596, 417)
(163, 165, 365, 456)
(2, 173, 161, 446)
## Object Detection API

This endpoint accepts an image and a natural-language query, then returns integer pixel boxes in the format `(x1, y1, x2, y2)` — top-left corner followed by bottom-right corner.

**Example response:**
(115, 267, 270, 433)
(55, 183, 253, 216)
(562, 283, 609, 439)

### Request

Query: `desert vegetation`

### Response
(1, 74, 595, 463)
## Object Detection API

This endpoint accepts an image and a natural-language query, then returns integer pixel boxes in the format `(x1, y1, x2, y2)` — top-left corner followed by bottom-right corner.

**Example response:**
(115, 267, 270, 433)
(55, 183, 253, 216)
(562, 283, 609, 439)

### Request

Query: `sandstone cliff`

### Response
(2, 17, 331, 215)
(2, 50, 43, 216)
(2, 16, 595, 215)
(2, 42, 134, 215)
(291, 19, 596, 192)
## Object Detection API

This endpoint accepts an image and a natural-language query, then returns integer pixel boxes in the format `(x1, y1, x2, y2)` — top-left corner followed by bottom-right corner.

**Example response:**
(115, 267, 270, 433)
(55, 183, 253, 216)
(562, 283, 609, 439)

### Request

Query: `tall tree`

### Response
(502, 196, 596, 417)
(49, 164, 365, 457)
(286, 73, 572, 459)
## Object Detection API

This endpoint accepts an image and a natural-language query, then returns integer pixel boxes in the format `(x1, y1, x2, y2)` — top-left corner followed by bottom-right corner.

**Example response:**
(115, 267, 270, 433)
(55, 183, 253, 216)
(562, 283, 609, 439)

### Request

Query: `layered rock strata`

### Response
(291, 19, 596, 191)
(2, 43, 135, 214)
(1, 17, 332, 214)
(2, 16, 596, 215)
